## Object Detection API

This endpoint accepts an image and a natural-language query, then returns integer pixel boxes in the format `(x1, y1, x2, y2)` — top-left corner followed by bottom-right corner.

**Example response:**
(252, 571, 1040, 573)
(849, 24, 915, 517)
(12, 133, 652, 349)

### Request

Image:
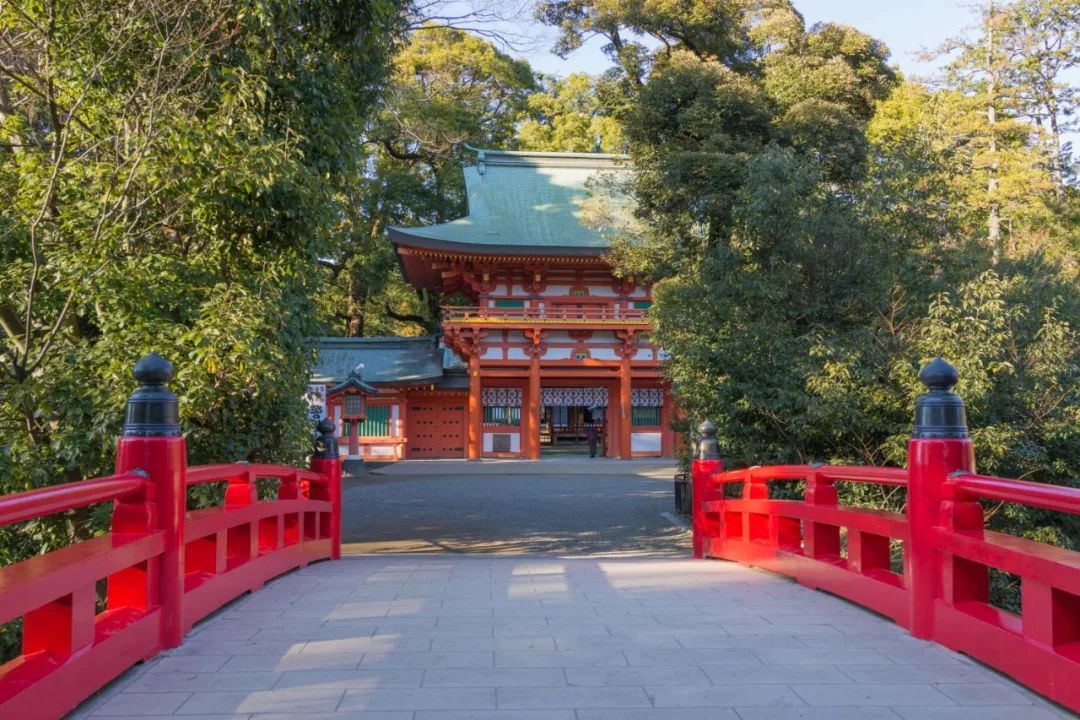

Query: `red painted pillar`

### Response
(619, 356, 632, 459)
(310, 419, 343, 560)
(691, 421, 723, 559)
(112, 353, 187, 650)
(468, 353, 482, 460)
(906, 357, 974, 639)
(527, 354, 541, 460)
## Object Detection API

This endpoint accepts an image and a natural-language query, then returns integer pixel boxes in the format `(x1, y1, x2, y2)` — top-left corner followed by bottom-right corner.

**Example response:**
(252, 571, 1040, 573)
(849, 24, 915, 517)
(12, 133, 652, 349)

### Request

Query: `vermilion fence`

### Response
(0, 354, 342, 720)
(443, 304, 649, 323)
(693, 357, 1080, 713)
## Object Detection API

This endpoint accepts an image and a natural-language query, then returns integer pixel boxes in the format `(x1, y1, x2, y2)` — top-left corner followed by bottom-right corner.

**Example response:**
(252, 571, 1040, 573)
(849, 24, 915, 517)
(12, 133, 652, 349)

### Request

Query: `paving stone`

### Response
(338, 687, 496, 711)
(123, 671, 282, 692)
(791, 683, 956, 706)
(732, 709, 903, 720)
(88, 693, 192, 716)
(359, 651, 494, 668)
(220, 653, 361, 672)
(624, 648, 761, 666)
(415, 712, 575, 720)
(565, 665, 711, 686)
(273, 668, 424, 689)
(422, 667, 566, 687)
(933, 682, 1042, 706)
(647, 684, 805, 707)
(553, 633, 681, 649)
(174, 688, 344, 714)
(496, 686, 653, 709)
(251, 713, 410, 720)
(494, 650, 629, 667)
(702, 664, 853, 685)
(890, 709, 1072, 720)
(836, 663, 999, 684)
(752, 648, 894, 665)
(431, 635, 557, 651)
(72, 556, 1071, 720)
(143, 655, 232, 673)
(300, 635, 433, 653)
(576, 711, 739, 720)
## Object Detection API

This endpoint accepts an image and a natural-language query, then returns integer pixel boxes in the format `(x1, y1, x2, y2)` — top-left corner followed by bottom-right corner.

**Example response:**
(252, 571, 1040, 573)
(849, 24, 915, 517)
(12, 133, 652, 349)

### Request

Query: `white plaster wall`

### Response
(632, 432, 662, 452)
(482, 347, 503, 360)
(590, 348, 619, 361)
(587, 286, 616, 297)
(368, 445, 396, 457)
(544, 348, 572, 360)
(483, 432, 521, 453)
(544, 331, 572, 343)
(634, 348, 653, 361)
(630, 287, 648, 298)
(585, 333, 615, 345)
(506, 348, 528, 360)
(540, 285, 572, 296)
(492, 284, 509, 294)
(505, 331, 526, 343)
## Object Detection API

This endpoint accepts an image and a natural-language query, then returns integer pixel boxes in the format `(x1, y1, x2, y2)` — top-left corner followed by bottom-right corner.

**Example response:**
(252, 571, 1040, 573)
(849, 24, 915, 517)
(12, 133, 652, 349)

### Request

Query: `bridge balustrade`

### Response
(692, 357, 1080, 713)
(0, 353, 342, 720)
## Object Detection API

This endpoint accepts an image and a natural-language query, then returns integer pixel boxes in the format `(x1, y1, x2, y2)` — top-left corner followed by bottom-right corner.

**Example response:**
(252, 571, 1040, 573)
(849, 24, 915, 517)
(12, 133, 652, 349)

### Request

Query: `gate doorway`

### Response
(406, 399, 466, 458)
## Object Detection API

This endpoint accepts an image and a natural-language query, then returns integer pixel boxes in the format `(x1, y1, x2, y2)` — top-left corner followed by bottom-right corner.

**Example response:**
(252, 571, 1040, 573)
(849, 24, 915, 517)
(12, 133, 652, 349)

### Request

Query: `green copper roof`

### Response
(312, 336, 465, 387)
(389, 148, 631, 255)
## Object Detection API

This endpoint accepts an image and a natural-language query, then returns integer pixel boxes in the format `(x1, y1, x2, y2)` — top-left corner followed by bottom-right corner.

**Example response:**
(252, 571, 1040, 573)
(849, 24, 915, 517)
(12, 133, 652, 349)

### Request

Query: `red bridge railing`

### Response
(692, 357, 1080, 713)
(0, 353, 342, 720)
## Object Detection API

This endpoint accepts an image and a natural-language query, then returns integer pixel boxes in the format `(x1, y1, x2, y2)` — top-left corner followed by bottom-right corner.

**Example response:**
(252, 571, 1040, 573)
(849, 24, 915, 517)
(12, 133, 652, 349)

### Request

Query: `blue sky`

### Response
(515, 0, 976, 81)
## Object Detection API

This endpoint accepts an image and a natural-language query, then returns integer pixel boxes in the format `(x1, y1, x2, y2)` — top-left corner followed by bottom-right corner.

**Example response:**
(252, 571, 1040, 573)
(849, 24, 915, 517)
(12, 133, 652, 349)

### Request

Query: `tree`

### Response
(321, 26, 538, 337)
(997, 0, 1080, 200)
(540, 0, 1080, 577)
(0, 0, 404, 564)
(516, 73, 626, 152)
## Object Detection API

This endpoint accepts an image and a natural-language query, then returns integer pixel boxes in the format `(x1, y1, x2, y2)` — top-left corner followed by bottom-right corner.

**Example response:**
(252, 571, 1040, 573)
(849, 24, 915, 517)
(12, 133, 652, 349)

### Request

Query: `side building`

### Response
(314, 148, 676, 460)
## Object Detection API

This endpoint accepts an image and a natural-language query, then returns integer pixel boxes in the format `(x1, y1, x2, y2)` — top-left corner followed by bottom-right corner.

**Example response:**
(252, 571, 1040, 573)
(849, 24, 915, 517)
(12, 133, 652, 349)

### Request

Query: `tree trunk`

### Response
(986, 1, 1002, 264)
(1046, 98, 1065, 203)
(346, 269, 367, 337)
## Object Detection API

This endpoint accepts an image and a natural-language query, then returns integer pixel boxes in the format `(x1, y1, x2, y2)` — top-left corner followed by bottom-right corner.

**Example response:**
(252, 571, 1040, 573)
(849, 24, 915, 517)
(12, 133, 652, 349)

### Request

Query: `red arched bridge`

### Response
(0, 354, 1077, 718)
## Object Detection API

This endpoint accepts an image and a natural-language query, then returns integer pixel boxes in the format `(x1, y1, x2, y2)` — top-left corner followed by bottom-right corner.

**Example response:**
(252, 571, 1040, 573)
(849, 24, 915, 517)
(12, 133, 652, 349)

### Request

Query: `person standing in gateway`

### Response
(586, 422, 600, 458)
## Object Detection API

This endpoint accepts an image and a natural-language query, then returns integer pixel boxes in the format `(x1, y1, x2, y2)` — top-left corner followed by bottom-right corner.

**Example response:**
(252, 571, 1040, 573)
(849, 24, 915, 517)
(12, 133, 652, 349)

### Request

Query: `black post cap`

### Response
(314, 418, 339, 459)
(912, 356, 968, 439)
(123, 352, 181, 437)
(697, 420, 721, 460)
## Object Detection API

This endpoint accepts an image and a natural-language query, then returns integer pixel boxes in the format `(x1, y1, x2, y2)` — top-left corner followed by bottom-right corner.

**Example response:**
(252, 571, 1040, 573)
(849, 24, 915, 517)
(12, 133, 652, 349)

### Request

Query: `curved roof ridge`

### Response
(463, 145, 630, 169)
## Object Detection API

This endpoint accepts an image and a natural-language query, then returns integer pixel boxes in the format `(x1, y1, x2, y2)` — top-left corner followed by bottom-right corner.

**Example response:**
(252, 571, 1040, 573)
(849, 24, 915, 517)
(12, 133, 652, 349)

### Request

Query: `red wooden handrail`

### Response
(692, 360, 1080, 713)
(949, 471, 1080, 515)
(0, 473, 147, 527)
(442, 304, 649, 323)
(186, 462, 326, 486)
(0, 353, 343, 720)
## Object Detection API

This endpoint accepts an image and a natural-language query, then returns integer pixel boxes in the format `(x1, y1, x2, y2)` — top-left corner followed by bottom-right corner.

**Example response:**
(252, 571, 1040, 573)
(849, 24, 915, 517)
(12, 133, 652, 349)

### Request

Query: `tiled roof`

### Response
(388, 147, 631, 255)
(312, 336, 464, 387)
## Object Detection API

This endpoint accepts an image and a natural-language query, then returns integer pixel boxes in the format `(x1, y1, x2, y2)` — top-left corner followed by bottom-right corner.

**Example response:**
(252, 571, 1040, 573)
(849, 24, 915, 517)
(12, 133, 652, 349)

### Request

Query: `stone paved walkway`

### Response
(341, 459, 688, 555)
(75, 555, 1074, 719)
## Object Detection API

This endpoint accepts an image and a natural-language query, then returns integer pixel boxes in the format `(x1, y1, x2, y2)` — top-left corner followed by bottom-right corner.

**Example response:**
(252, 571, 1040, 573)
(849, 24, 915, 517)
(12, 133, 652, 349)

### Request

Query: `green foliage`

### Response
(0, 0, 404, 580)
(539, 0, 1080, 561)
(517, 73, 626, 153)
(320, 26, 539, 337)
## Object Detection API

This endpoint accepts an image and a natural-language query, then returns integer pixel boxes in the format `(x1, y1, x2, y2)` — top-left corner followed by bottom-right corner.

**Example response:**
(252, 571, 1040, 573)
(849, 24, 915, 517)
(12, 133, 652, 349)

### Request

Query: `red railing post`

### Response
(906, 357, 974, 640)
(112, 353, 187, 650)
(692, 421, 723, 559)
(310, 419, 344, 559)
